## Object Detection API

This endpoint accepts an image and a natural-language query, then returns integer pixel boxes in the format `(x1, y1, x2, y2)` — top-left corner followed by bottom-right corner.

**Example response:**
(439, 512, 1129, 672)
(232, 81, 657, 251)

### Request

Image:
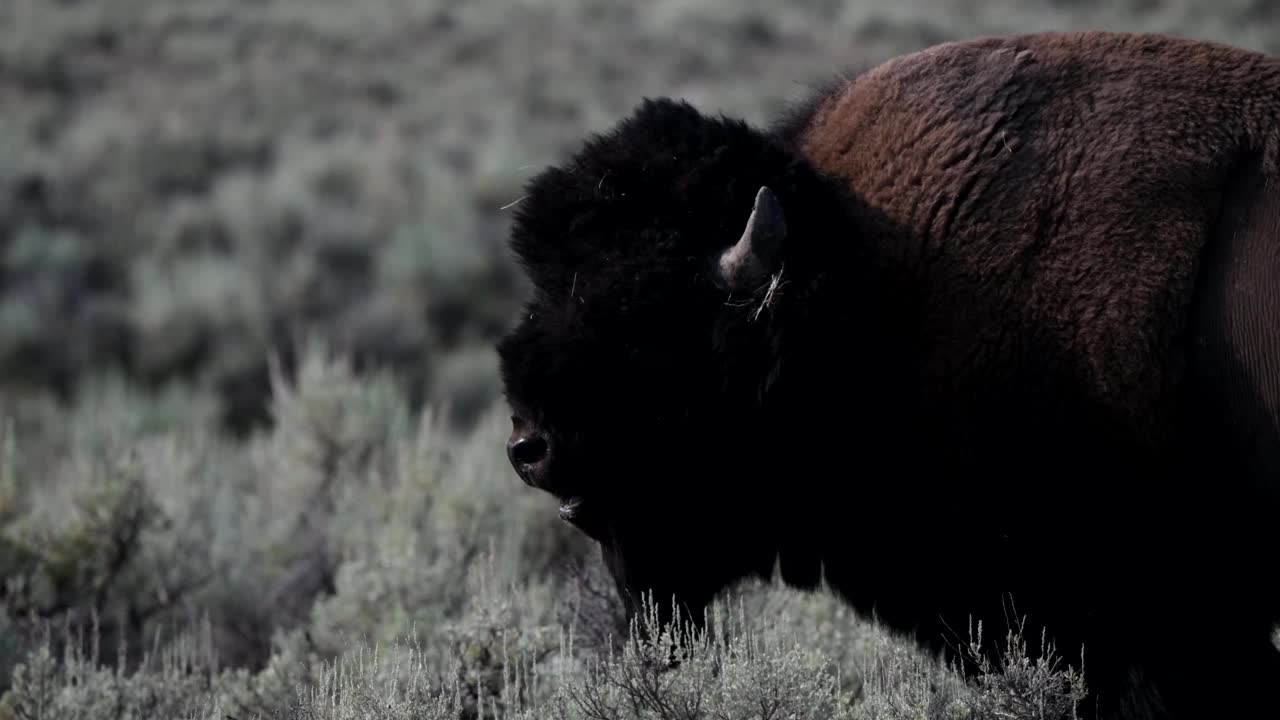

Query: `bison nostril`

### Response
(509, 435, 549, 467)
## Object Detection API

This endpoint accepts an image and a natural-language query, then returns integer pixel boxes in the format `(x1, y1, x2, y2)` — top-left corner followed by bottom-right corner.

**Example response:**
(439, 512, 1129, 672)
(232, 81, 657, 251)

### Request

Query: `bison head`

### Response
(496, 98, 861, 633)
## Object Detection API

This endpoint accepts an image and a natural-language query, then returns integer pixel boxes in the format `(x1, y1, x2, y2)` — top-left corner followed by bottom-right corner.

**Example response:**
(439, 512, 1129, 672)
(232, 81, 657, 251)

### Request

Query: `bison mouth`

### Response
(557, 495, 611, 541)
(559, 496, 584, 521)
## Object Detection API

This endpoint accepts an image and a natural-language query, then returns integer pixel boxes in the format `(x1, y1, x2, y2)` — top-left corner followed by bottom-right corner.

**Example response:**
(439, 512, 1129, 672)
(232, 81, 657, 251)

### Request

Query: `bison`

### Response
(495, 30, 1280, 719)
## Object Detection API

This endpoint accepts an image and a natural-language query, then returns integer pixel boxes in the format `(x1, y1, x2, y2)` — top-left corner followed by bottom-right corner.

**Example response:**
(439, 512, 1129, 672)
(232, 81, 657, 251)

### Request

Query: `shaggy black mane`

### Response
(507, 95, 852, 300)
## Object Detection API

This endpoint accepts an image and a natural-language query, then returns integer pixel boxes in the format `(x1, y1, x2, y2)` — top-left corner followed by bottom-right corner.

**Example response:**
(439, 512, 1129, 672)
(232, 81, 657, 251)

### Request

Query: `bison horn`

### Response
(718, 186, 786, 293)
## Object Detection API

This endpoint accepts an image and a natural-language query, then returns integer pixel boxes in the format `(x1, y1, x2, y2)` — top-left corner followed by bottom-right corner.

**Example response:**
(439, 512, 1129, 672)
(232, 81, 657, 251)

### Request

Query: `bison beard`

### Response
(496, 31, 1280, 720)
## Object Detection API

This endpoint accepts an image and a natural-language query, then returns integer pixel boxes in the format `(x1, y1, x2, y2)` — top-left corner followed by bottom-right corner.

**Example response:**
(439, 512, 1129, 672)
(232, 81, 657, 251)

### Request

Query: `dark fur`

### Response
(496, 31, 1280, 720)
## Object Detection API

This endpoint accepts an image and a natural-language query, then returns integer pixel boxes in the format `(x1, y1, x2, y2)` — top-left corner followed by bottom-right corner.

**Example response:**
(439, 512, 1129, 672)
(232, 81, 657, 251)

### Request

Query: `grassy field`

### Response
(2, 1, 1279, 717)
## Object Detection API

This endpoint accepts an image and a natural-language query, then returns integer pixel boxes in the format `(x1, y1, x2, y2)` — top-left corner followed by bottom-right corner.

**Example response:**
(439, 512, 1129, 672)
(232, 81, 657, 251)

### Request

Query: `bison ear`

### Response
(717, 186, 786, 293)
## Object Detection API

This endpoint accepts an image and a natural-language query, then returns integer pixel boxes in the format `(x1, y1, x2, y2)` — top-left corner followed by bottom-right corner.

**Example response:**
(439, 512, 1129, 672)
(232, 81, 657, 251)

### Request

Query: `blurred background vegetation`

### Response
(1, 1, 1278, 717)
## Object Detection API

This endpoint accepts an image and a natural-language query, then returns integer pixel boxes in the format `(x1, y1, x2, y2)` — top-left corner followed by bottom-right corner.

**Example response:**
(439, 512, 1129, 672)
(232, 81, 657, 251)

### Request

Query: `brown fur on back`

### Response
(796, 31, 1280, 451)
